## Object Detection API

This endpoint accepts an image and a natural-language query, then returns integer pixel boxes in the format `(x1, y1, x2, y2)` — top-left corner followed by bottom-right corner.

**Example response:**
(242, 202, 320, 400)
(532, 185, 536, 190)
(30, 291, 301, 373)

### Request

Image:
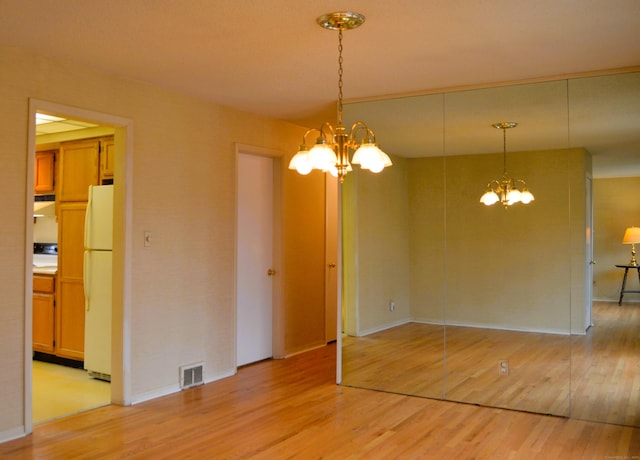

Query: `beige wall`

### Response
(408, 157, 445, 322)
(0, 45, 325, 440)
(347, 147, 589, 336)
(343, 156, 412, 334)
(593, 177, 640, 301)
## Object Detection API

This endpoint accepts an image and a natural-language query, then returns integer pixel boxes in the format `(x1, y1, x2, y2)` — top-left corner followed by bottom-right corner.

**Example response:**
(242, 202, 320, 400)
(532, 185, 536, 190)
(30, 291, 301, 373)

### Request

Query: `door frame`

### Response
(233, 144, 284, 361)
(24, 99, 134, 434)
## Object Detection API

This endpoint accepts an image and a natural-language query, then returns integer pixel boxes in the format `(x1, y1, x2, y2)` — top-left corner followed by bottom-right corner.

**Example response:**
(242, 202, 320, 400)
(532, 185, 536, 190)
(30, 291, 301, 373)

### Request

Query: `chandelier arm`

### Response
(349, 121, 376, 144)
(319, 122, 336, 142)
(301, 127, 321, 145)
(487, 179, 502, 192)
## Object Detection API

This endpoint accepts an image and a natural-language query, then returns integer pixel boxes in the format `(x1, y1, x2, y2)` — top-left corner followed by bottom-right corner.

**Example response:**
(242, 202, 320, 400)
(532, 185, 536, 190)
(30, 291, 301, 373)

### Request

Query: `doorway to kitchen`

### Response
(26, 99, 132, 432)
(31, 113, 113, 423)
(235, 145, 283, 366)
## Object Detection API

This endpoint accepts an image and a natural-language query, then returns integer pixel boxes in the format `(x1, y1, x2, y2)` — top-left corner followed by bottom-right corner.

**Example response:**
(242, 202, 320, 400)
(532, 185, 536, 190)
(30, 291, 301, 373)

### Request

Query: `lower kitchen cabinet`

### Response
(33, 274, 55, 354)
(55, 279, 85, 360)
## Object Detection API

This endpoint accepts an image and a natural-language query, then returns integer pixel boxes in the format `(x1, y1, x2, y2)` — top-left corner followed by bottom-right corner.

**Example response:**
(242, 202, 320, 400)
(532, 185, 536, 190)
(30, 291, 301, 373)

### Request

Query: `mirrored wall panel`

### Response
(341, 93, 446, 400)
(568, 72, 640, 426)
(340, 71, 640, 427)
(442, 81, 572, 416)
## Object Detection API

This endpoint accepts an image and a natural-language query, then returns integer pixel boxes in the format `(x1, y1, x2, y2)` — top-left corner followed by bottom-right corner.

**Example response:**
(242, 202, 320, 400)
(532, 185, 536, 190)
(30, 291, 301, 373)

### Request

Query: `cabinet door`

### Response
(57, 202, 87, 360)
(33, 292, 55, 353)
(100, 137, 115, 183)
(34, 150, 56, 194)
(58, 139, 99, 202)
(55, 281, 85, 360)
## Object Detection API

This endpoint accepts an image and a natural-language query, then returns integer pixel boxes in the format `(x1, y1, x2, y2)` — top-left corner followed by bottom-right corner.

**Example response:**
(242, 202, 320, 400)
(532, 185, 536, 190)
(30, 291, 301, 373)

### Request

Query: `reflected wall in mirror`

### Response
(341, 94, 446, 400)
(340, 71, 640, 426)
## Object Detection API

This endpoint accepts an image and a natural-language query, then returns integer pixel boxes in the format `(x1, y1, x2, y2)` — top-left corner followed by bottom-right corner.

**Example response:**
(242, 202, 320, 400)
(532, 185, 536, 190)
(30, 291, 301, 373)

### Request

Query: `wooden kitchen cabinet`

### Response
(58, 138, 100, 202)
(34, 150, 56, 194)
(33, 274, 56, 354)
(100, 137, 114, 183)
(56, 202, 87, 361)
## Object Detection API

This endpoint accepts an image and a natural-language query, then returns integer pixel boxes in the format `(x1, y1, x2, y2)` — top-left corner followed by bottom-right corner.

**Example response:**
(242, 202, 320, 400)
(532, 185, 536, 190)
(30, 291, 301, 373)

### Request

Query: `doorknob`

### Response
(589, 260, 596, 265)
(328, 263, 336, 268)
(267, 268, 276, 276)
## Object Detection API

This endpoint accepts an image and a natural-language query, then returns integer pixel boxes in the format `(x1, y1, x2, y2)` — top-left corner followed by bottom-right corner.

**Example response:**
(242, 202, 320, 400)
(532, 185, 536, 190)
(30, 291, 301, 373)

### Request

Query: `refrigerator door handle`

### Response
(83, 250, 91, 312)
(84, 185, 93, 249)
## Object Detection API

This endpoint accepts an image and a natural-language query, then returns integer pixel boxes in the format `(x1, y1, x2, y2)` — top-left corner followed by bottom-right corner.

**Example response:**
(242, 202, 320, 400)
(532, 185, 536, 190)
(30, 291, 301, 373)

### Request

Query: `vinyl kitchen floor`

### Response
(32, 360, 111, 424)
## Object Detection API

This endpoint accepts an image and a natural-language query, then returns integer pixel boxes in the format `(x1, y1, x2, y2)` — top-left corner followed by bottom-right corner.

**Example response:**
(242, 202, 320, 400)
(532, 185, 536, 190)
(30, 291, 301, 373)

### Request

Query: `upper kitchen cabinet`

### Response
(58, 136, 115, 201)
(34, 149, 56, 195)
(58, 138, 100, 202)
(100, 136, 114, 184)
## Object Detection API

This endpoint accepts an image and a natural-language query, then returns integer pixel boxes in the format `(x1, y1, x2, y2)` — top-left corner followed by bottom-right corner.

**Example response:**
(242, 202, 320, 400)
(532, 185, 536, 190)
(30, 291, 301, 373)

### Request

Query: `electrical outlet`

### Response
(498, 359, 509, 375)
(389, 301, 396, 312)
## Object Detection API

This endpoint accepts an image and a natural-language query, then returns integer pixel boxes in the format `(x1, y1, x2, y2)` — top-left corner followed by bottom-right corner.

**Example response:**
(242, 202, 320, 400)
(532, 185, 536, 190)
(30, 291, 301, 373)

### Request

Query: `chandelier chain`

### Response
(502, 126, 507, 175)
(337, 27, 344, 125)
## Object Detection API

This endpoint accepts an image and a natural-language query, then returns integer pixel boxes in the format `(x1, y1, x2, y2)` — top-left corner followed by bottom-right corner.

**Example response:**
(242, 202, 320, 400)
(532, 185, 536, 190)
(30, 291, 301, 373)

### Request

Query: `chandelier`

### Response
(288, 12, 392, 183)
(480, 122, 534, 208)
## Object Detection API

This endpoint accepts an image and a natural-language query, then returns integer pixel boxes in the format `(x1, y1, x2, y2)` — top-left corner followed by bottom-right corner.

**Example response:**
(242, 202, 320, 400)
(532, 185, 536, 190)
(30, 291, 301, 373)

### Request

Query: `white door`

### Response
(236, 153, 274, 366)
(585, 177, 594, 329)
(325, 174, 338, 342)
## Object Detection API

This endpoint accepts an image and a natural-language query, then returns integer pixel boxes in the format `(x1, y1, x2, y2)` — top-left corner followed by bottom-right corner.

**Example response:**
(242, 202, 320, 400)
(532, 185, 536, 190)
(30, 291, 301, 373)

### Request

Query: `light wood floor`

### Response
(343, 301, 640, 427)
(572, 301, 640, 426)
(2, 342, 640, 458)
(343, 323, 571, 416)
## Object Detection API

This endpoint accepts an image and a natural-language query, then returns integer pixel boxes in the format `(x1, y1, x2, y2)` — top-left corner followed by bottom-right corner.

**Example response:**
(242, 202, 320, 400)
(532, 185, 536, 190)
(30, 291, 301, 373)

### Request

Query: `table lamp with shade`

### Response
(623, 226, 640, 266)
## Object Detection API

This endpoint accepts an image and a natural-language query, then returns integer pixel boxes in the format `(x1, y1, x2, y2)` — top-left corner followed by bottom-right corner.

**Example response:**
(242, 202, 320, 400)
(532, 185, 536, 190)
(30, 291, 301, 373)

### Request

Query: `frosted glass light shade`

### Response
(288, 150, 313, 175)
(308, 143, 337, 171)
(520, 190, 535, 204)
(506, 188, 521, 205)
(352, 143, 392, 173)
(480, 191, 499, 206)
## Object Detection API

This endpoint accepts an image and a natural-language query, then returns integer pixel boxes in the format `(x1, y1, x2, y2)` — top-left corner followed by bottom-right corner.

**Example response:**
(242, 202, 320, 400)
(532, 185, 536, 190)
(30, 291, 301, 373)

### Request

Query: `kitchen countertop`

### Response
(33, 266, 58, 275)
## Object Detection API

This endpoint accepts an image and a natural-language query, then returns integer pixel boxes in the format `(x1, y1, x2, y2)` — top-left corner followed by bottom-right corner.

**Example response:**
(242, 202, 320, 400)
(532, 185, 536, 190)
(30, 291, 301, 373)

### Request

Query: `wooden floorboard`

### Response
(2, 339, 640, 458)
(343, 301, 640, 426)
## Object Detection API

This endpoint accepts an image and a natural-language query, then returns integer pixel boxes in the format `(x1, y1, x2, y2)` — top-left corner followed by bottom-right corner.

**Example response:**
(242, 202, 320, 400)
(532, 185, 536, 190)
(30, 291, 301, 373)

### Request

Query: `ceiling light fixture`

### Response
(480, 122, 534, 208)
(288, 11, 392, 183)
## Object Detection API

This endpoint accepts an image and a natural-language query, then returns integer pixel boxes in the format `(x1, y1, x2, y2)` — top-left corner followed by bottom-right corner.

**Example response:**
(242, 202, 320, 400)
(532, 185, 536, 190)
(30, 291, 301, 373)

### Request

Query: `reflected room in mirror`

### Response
(340, 71, 640, 427)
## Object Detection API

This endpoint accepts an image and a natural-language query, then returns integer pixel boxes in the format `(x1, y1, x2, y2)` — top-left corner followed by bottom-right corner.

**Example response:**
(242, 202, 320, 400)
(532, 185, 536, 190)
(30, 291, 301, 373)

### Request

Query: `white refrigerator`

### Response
(83, 184, 113, 380)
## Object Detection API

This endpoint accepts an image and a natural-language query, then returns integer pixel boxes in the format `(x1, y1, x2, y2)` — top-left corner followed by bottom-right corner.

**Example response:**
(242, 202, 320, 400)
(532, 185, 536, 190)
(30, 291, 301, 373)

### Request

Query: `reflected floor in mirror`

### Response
(572, 301, 640, 426)
(32, 360, 110, 424)
(342, 301, 639, 426)
(342, 322, 570, 416)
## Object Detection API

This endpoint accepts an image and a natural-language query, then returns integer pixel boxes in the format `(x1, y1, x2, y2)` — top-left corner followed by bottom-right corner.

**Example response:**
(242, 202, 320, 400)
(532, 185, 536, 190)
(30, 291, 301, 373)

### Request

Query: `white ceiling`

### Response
(2, 0, 639, 175)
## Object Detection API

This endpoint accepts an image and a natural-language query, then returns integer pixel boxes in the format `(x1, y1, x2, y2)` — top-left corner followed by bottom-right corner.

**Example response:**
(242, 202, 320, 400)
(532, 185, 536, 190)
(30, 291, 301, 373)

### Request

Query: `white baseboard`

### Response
(358, 318, 412, 337)
(361, 317, 570, 336)
(131, 368, 236, 405)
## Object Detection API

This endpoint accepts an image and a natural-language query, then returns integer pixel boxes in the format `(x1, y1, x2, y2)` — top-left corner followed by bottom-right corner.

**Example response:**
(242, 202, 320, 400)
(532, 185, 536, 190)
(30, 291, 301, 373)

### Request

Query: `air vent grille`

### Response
(180, 363, 204, 389)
